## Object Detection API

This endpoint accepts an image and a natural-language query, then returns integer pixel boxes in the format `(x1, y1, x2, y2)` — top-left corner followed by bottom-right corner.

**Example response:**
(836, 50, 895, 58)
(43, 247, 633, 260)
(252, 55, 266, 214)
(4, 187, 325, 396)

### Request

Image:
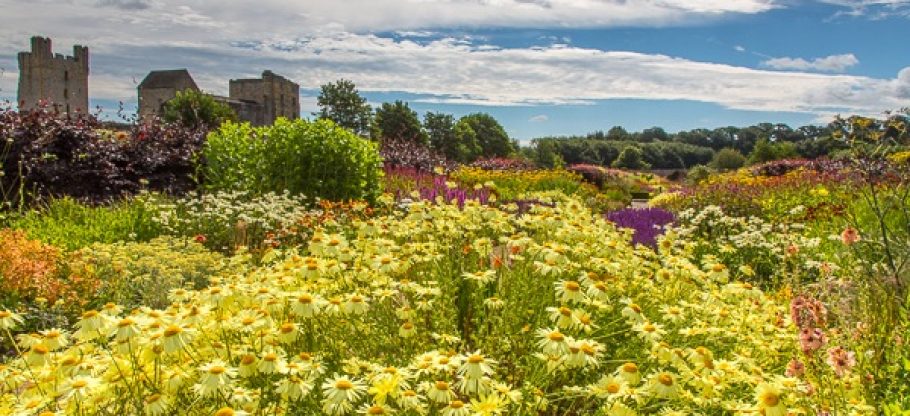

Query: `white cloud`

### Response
(734, 45, 746, 52)
(0, 0, 906, 120)
(818, 0, 910, 18)
(762, 53, 859, 73)
(529, 114, 549, 122)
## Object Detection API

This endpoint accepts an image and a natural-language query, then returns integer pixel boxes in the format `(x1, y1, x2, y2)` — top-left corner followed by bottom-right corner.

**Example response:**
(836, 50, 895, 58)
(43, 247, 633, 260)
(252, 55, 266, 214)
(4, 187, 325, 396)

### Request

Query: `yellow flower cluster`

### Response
(0, 196, 874, 415)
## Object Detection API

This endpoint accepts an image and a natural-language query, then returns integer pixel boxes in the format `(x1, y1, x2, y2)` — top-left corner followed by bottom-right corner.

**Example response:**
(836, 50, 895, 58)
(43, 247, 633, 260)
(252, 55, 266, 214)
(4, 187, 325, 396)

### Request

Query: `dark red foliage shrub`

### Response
(380, 137, 455, 172)
(749, 158, 850, 177)
(0, 102, 205, 204)
(566, 164, 624, 188)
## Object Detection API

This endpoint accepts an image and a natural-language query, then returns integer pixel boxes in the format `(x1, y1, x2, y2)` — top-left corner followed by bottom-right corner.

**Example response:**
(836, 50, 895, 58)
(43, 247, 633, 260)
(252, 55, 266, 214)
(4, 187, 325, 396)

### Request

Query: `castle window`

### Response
(64, 71, 68, 81)
(64, 89, 68, 99)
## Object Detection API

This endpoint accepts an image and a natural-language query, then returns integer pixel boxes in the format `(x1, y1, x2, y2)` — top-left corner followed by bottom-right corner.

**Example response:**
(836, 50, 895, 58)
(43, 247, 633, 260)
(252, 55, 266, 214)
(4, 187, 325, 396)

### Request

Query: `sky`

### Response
(0, 0, 908, 142)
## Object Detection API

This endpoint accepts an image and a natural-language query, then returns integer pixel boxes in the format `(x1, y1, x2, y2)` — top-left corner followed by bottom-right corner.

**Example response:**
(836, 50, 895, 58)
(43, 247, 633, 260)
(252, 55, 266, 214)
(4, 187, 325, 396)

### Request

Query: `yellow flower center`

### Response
(622, 363, 638, 373)
(241, 317, 255, 326)
(547, 331, 565, 342)
(118, 318, 135, 327)
(0, 311, 10, 318)
(402, 322, 414, 330)
(264, 353, 278, 362)
(163, 325, 182, 337)
(629, 304, 641, 313)
(761, 391, 780, 406)
(367, 406, 385, 415)
(82, 310, 98, 319)
(643, 323, 656, 332)
(712, 264, 726, 272)
(32, 345, 49, 355)
(559, 307, 572, 317)
(435, 381, 449, 390)
(208, 366, 226, 375)
(214, 407, 235, 416)
(335, 380, 353, 390)
(450, 400, 465, 409)
(564, 281, 580, 292)
(145, 394, 161, 403)
(280, 323, 295, 333)
(606, 383, 620, 394)
(240, 355, 256, 365)
(468, 354, 484, 364)
(72, 379, 88, 388)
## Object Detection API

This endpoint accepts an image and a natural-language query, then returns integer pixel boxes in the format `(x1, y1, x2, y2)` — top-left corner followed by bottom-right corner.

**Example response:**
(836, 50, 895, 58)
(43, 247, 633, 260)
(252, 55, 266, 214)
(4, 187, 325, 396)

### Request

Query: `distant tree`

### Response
(748, 139, 798, 165)
(711, 148, 747, 171)
(372, 101, 427, 145)
(606, 126, 630, 141)
(163, 90, 236, 129)
(424, 112, 455, 150)
(531, 139, 565, 168)
(458, 113, 514, 158)
(316, 79, 372, 137)
(612, 145, 650, 170)
(640, 127, 669, 142)
(452, 119, 483, 162)
(686, 165, 714, 185)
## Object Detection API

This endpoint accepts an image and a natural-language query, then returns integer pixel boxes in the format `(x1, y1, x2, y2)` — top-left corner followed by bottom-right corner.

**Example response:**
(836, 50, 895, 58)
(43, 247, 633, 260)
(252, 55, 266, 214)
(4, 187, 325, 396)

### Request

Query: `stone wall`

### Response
(17, 36, 89, 114)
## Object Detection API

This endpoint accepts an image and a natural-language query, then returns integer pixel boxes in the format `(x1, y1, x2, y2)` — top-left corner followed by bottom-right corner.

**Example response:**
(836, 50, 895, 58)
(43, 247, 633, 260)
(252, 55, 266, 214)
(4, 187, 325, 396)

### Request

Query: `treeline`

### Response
(314, 79, 908, 171)
(525, 122, 858, 169)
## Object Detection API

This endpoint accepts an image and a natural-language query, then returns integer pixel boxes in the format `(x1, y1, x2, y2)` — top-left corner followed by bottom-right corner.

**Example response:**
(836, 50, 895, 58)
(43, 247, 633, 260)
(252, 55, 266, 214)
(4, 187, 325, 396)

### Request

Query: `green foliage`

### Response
(372, 101, 428, 145)
(686, 165, 715, 184)
(316, 79, 373, 137)
(458, 113, 514, 158)
(612, 145, 650, 170)
(423, 112, 482, 163)
(748, 139, 799, 165)
(163, 89, 237, 129)
(8, 196, 162, 251)
(202, 118, 383, 203)
(711, 148, 746, 171)
(69, 237, 228, 310)
(534, 138, 713, 169)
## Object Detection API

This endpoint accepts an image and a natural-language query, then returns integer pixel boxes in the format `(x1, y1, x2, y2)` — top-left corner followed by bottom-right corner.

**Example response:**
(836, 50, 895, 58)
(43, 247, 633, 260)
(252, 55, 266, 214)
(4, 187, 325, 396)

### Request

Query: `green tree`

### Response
(606, 126, 630, 141)
(612, 145, 650, 170)
(458, 113, 514, 159)
(452, 119, 483, 163)
(316, 79, 372, 137)
(711, 148, 747, 171)
(748, 139, 799, 165)
(163, 90, 237, 129)
(372, 101, 427, 145)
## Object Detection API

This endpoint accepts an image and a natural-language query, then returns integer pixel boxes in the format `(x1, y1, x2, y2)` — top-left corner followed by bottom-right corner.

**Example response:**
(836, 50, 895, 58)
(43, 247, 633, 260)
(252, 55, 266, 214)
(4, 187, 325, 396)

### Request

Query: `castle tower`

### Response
(17, 36, 90, 114)
(229, 70, 299, 126)
(137, 69, 200, 121)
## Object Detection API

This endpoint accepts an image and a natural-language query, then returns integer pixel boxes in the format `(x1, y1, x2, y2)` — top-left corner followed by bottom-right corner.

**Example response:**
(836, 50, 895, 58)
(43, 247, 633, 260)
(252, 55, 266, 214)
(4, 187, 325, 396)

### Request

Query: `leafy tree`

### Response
(372, 101, 427, 145)
(606, 126, 630, 141)
(612, 145, 650, 170)
(711, 148, 747, 171)
(452, 119, 483, 163)
(748, 139, 799, 165)
(316, 79, 372, 137)
(423, 112, 479, 162)
(163, 90, 237, 129)
(458, 113, 514, 158)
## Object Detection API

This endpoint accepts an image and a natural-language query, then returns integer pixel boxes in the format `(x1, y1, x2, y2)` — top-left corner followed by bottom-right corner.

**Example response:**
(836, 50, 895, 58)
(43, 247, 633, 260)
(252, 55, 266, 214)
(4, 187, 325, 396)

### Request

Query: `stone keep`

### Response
(137, 69, 199, 121)
(228, 70, 300, 126)
(17, 36, 90, 114)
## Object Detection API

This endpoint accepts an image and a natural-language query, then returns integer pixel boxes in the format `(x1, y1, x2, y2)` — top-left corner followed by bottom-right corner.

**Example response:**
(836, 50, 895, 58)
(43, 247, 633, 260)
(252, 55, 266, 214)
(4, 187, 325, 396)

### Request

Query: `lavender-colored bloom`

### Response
(605, 207, 675, 247)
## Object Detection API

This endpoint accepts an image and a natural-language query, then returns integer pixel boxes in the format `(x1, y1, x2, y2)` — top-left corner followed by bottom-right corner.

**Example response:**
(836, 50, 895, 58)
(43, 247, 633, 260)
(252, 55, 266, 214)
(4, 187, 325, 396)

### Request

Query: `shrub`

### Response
(68, 237, 227, 310)
(711, 148, 746, 171)
(612, 145, 650, 170)
(450, 167, 589, 201)
(202, 118, 383, 203)
(0, 229, 66, 306)
(9, 195, 162, 251)
(163, 89, 237, 129)
(0, 103, 205, 204)
(380, 137, 454, 172)
(685, 164, 714, 184)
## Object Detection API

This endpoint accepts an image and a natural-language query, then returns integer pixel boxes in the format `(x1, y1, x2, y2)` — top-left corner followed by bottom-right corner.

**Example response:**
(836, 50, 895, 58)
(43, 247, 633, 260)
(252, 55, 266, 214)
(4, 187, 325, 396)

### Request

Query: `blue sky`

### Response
(0, 0, 908, 142)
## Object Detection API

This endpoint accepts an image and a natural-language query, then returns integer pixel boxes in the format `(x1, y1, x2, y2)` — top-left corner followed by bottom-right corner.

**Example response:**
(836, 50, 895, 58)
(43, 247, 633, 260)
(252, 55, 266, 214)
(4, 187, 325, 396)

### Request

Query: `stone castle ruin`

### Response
(16, 36, 300, 125)
(17, 36, 89, 114)
(138, 69, 299, 126)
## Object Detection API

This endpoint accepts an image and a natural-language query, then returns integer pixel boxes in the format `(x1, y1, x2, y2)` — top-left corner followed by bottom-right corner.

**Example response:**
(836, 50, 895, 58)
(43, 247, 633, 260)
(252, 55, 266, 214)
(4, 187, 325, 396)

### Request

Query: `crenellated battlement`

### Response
(17, 36, 90, 113)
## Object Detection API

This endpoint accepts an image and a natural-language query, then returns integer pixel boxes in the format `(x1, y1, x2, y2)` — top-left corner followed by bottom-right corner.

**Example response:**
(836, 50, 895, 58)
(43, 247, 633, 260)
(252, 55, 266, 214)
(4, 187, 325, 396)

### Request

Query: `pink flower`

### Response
(799, 327, 827, 354)
(786, 359, 805, 377)
(826, 346, 856, 377)
(840, 227, 860, 246)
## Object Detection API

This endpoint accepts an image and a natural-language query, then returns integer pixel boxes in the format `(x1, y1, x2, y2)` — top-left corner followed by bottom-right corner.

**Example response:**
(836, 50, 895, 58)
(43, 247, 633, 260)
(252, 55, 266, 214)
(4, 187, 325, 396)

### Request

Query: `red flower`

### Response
(194, 234, 207, 243)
